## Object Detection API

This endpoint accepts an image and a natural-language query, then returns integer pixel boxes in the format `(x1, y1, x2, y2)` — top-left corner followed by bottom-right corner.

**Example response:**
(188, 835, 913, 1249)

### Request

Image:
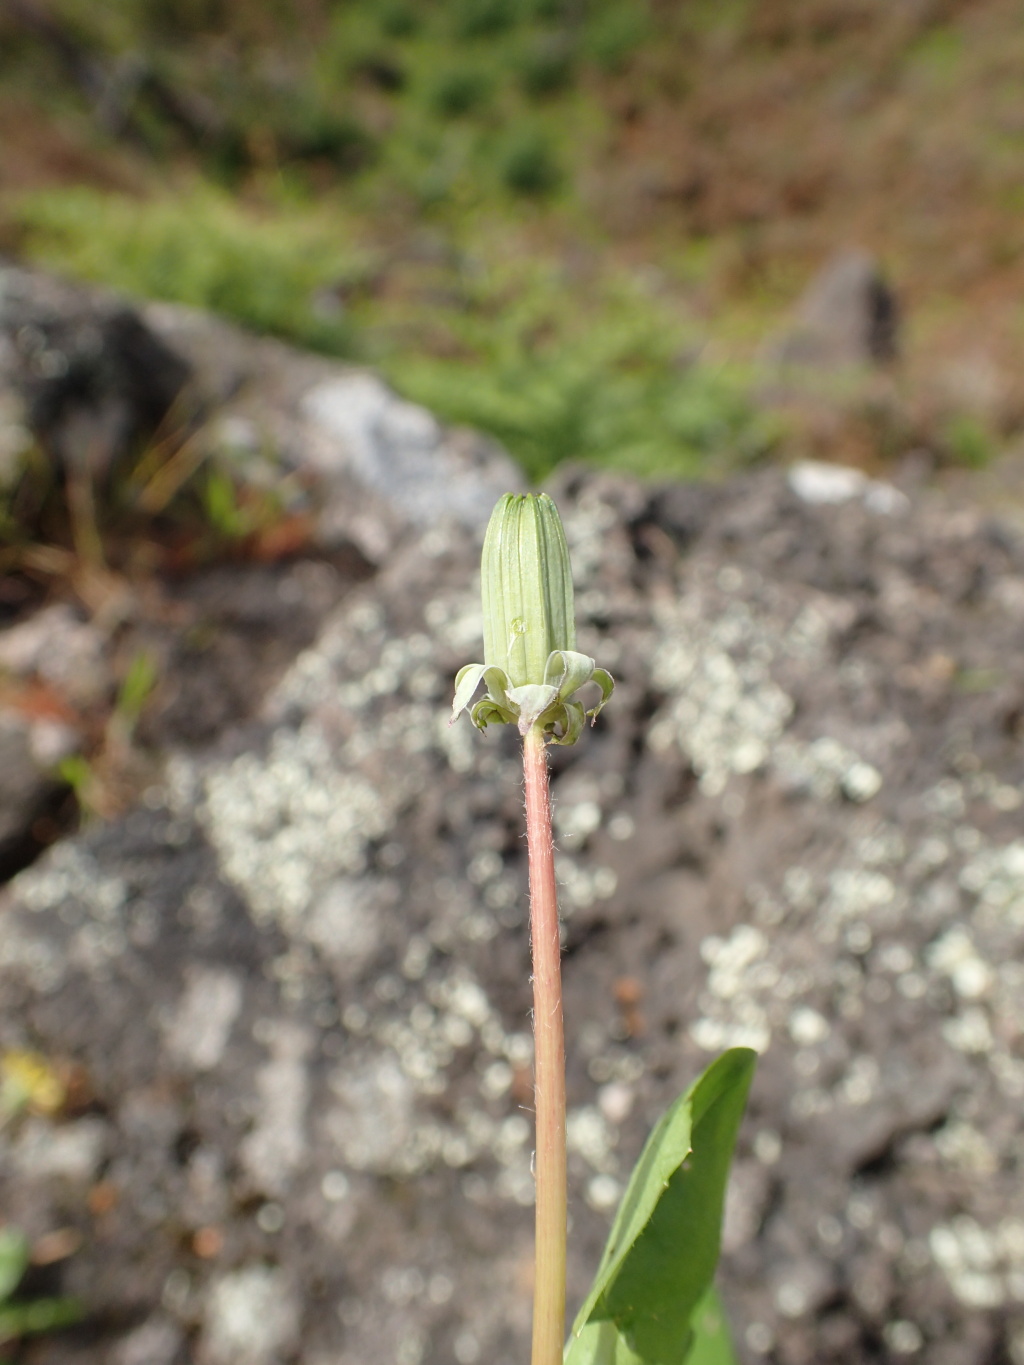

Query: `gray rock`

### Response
(3, 466, 1024, 1364)
(0, 261, 191, 485)
(113, 1315, 186, 1365)
(143, 300, 524, 561)
(769, 249, 898, 370)
(787, 459, 909, 515)
(201, 1265, 300, 1365)
(0, 712, 69, 878)
(0, 602, 109, 709)
(0, 264, 521, 564)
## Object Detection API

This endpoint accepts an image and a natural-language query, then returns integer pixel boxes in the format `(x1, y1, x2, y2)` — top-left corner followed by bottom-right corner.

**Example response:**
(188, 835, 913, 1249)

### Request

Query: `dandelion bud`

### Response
(481, 493, 576, 688)
(452, 492, 614, 744)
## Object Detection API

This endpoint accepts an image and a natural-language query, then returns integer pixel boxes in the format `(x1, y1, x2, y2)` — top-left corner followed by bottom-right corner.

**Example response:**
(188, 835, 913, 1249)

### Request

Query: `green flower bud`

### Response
(482, 492, 576, 688)
(452, 492, 614, 744)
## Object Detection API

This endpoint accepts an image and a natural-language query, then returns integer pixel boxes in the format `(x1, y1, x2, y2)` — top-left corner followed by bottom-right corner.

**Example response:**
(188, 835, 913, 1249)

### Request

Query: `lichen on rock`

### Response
(2, 461, 1024, 1364)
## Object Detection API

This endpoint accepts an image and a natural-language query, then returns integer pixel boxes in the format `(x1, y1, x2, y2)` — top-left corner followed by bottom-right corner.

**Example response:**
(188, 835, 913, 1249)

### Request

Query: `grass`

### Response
(7, 0, 778, 485)
(12, 183, 774, 483)
(4, 0, 1021, 488)
(11, 186, 362, 358)
(390, 276, 773, 481)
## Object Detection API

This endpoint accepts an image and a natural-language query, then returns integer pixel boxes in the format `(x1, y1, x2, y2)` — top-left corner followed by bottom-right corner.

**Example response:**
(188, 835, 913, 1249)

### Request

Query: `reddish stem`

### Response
(523, 725, 567, 1365)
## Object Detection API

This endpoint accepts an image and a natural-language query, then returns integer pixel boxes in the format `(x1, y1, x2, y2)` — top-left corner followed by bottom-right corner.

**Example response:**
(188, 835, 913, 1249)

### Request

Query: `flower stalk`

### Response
(523, 724, 567, 1365)
(454, 493, 754, 1365)
(453, 491, 614, 1365)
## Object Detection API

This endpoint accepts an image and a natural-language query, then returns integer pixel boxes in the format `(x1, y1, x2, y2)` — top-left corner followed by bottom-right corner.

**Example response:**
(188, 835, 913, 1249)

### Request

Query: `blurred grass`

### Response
(6, 0, 778, 483)
(12, 183, 774, 482)
(387, 257, 775, 480)
(5, 0, 1018, 484)
(11, 186, 361, 356)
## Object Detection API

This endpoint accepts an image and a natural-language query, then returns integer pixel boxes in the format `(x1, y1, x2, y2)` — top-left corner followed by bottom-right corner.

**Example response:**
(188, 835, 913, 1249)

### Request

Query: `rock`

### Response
(298, 372, 513, 533)
(0, 711, 71, 880)
(3, 465, 1024, 1364)
(202, 1265, 301, 1365)
(113, 1316, 185, 1365)
(787, 459, 909, 515)
(0, 262, 520, 845)
(0, 261, 191, 486)
(0, 265, 522, 563)
(134, 557, 373, 752)
(0, 602, 110, 709)
(142, 300, 524, 562)
(0, 389, 33, 490)
(769, 249, 898, 370)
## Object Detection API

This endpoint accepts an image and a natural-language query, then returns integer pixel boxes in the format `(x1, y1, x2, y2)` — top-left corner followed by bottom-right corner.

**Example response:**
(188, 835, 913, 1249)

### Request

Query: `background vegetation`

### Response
(2, 0, 1023, 479)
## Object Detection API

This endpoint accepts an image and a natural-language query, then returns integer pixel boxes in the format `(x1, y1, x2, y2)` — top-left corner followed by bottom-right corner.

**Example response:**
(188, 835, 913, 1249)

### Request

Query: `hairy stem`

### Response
(523, 725, 567, 1365)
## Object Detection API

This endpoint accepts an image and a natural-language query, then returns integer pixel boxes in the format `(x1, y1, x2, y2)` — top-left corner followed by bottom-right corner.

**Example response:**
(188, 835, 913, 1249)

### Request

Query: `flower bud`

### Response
(482, 493, 576, 688)
(452, 492, 614, 744)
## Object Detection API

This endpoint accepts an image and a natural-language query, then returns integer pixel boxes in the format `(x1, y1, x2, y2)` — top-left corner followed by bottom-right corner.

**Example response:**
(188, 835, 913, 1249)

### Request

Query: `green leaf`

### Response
(574, 1085, 696, 1329)
(451, 662, 489, 721)
(683, 1287, 738, 1365)
(507, 682, 560, 732)
(599, 1049, 755, 1361)
(587, 668, 616, 721)
(543, 649, 597, 701)
(0, 1296, 81, 1345)
(566, 1286, 738, 1365)
(566, 1049, 756, 1365)
(565, 1318, 644, 1364)
(116, 651, 158, 725)
(0, 1230, 28, 1305)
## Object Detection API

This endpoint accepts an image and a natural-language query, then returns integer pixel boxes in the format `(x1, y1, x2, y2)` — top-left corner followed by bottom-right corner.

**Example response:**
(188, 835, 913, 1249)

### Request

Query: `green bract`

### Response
(452, 493, 614, 743)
